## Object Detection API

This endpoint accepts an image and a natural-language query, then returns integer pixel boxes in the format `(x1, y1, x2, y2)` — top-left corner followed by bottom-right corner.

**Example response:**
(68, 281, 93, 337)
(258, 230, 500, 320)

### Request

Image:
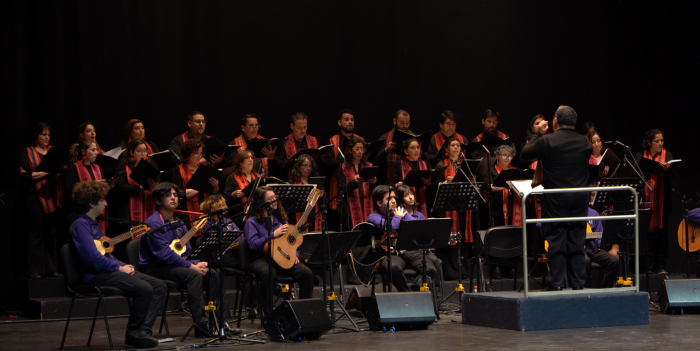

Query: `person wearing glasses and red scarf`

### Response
(488, 144, 522, 227)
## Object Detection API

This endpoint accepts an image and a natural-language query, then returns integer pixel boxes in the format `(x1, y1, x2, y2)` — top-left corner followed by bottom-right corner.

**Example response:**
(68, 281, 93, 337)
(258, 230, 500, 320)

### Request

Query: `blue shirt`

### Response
(244, 215, 290, 261)
(69, 214, 126, 284)
(140, 210, 199, 269)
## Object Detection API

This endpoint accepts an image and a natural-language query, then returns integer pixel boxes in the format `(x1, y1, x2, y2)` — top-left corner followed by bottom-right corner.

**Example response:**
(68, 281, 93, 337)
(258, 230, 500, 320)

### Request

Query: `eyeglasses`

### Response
(246, 124, 261, 129)
(499, 155, 513, 160)
(192, 119, 207, 125)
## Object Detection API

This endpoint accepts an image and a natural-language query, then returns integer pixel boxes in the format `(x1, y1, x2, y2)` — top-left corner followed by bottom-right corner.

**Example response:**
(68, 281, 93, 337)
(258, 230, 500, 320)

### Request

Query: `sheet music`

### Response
(103, 146, 123, 159)
(506, 180, 544, 197)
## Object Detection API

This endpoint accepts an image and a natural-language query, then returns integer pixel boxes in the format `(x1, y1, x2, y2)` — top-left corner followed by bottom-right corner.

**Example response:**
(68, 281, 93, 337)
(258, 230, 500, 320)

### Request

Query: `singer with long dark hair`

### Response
(69, 122, 104, 162)
(112, 140, 159, 230)
(289, 154, 323, 232)
(436, 137, 473, 242)
(120, 119, 159, 154)
(388, 138, 432, 218)
(338, 137, 377, 229)
(223, 149, 261, 227)
(19, 122, 63, 279)
(244, 186, 314, 314)
(635, 128, 673, 275)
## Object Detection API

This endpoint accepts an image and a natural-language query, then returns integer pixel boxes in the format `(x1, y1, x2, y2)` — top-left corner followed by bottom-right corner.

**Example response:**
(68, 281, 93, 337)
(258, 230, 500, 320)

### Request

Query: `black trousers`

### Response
(249, 257, 314, 312)
(380, 250, 439, 292)
(543, 193, 588, 289)
(145, 265, 224, 327)
(26, 204, 57, 275)
(585, 248, 620, 288)
(88, 271, 167, 335)
(648, 228, 669, 267)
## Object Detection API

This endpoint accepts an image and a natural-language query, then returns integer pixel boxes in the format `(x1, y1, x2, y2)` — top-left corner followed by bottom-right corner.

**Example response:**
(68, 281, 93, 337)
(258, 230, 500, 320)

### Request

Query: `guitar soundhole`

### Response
(175, 243, 183, 251)
(103, 242, 111, 249)
(287, 236, 296, 245)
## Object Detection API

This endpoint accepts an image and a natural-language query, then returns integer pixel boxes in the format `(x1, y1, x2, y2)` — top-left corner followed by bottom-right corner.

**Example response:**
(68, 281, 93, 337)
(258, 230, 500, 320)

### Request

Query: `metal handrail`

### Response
(520, 186, 639, 297)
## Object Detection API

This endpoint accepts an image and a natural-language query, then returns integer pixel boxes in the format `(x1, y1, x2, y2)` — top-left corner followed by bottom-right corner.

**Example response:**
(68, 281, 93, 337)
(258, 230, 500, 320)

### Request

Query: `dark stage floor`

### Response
(0, 302, 698, 351)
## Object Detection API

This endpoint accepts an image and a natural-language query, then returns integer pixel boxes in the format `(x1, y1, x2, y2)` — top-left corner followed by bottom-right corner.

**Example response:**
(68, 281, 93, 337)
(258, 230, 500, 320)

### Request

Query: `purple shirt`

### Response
(140, 210, 199, 269)
(402, 210, 426, 221)
(689, 208, 700, 225)
(535, 207, 607, 250)
(69, 214, 126, 284)
(244, 215, 290, 261)
(367, 210, 403, 232)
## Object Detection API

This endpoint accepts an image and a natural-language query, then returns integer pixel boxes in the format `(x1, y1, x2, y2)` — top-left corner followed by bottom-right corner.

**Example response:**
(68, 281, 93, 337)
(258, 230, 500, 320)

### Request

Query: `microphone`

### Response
(96, 216, 146, 225)
(605, 140, 631, 149)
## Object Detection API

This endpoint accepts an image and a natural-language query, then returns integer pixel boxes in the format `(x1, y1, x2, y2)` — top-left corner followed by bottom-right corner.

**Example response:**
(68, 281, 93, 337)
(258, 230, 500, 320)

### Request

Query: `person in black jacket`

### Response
(521, 105, 592, 291)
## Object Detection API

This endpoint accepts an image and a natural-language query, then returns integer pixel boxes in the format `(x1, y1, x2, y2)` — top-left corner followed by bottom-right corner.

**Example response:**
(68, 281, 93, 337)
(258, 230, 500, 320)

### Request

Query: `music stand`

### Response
(593, 178, 644, 211)
(305, 231, 362, 326)
(268, 184, 316, 213)
(601, 209, 652, 286)
(395, 218, 452, 318)
(432, 182, 483, 298)
(181, 230, 243, 342)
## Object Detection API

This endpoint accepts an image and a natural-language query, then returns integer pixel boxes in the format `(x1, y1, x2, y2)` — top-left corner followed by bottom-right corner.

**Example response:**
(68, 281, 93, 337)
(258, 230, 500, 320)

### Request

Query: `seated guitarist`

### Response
(584, 189, 619, 288)
(244, 186, 314, 314)
(68, 181, 166, 349)
(367, 185, 438, 292)
(200, 194, 243, 268)
(139, 182, 236, 337)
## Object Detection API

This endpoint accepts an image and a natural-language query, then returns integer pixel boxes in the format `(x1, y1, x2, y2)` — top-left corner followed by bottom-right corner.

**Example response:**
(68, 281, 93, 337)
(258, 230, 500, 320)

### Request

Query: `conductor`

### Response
(521, 106, 592, 291)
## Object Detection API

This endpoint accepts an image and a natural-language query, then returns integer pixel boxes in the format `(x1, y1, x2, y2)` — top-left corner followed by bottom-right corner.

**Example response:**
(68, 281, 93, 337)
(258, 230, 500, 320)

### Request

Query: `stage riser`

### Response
(462, 291, 649, 331)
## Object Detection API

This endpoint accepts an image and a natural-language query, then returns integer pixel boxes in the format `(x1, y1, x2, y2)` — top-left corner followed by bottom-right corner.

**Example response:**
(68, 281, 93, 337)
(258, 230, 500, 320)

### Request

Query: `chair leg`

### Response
(87, 295, 101, 346)
(99, 292, 114, 350)
(159, 290, 171, 336)
(430, 279, 440, 320)
(470, 262, 474, 292)
(59, 295, 77, 351)
(513, 264, 518, 291)
(237, 277, 248, 328)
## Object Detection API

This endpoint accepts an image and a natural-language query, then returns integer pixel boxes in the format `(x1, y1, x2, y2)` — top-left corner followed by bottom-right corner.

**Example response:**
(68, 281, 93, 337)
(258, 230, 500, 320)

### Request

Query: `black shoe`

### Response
(572, 287, 584, 290)
(657, 266, 668, 275)
(547, 286, 563, 291)
(223, 321, 241, 336)
(125, 332, 159, 348)
(51, 272, 63, 277)
(28, 273, 41, 279)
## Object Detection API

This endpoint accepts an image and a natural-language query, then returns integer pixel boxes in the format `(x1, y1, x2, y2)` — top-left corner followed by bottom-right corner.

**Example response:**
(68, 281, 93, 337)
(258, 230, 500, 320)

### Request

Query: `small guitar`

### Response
(169, 217, 208, 256)
(678, 219, 700, 252)
(264, 189, 322, 269)
(94, 224, 150, 256)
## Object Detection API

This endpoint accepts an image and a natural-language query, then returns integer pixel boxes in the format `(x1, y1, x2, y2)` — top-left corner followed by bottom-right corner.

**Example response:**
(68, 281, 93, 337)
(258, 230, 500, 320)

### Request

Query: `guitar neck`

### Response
(106, 229, 139, 247)
(180, 218, 207, 246)
(586, 232, 603, 240)
(290, 190, 321, 238)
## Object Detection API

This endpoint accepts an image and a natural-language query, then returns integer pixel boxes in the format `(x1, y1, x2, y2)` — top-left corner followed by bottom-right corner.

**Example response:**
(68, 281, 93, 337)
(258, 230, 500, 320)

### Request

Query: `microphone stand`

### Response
(482, 145, 496, 229)
(460, 152, 487, 292)
(623, 146, 653, 192)
(264, 202, 275, 317)
(338, 146, 348, 233)
(384, 196, 393, 292)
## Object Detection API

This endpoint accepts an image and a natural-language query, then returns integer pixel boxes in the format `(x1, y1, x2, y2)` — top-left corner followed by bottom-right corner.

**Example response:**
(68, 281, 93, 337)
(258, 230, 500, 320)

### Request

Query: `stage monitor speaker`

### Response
(261, 298, 332, 341)
(365, 292, 435, 330)
(657, 279, 700, 314)
(345, 286, 373, 315)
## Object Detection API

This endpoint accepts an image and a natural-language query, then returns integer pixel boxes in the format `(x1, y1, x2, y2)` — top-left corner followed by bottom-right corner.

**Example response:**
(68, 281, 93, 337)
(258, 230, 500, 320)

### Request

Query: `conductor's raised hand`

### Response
(537, 120, 549, 134)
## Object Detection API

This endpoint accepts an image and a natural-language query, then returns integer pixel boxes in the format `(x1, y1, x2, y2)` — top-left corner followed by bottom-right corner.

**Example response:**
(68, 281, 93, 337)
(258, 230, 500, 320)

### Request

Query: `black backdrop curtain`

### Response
(3, 1, 699, 311)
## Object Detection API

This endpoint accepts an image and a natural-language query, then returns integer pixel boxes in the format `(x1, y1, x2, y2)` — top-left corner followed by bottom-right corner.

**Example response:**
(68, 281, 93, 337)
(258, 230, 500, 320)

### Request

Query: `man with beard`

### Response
(272, 112, 320, 179)
(424, 110, 467, 167)
(169, 111, 223, 166)
(471, 109, 510, 158)
(373, 110, 413, 184)
(322, 109, 365, 218)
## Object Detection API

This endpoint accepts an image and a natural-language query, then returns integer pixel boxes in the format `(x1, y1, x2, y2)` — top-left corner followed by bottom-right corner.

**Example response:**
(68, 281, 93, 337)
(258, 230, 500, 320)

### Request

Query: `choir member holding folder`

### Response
(113, 140, 159, 227)
(224, 150, 261, 227)
(338, 137, 377, 229)
(488, 144, 522, 226)
(169, 139, 220, 224)
(435, 137, 473, 242)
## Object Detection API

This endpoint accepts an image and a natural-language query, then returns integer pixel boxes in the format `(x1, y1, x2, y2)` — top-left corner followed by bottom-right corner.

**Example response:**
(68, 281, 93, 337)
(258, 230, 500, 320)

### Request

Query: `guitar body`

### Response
(94, 236, 114, 256)
(265, 189, 322, 269)
(169, 239, 186, 256)
(678, 219, 700, 252)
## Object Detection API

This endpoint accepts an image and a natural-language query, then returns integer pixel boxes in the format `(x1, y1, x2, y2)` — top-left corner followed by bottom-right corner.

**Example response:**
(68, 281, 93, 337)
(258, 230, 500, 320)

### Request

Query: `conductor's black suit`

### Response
(522, 128, 592, 289)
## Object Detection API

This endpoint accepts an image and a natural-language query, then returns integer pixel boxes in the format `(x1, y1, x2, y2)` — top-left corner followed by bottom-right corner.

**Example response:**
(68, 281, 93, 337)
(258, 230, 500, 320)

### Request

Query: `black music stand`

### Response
(432, 182, 482, 300)
(602, 209, 652, 288)
(395, 218, 452, 318)
(305, 231, 362, 327)
(181, 230, 243, 343)
(593, 178, 644, 211)
(268, 184, 316, 213)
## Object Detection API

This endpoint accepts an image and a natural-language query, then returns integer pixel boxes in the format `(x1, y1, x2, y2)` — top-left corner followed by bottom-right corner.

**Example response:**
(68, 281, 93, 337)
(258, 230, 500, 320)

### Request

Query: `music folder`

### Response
(185, 165, 222, 193)
(638, 157, 681, 176)
(452, 159, 481, 183)
(430, 166, 448, 183)
(129, 161, 160, 188)
(390, 129, 433, 154)
(36, 147, 71, 174)
(203, 136, 240, 158)
(241, 176, 288, 197)
(364, 139, 385, 160)
(148, 149, 181, 171)
(402, 170, 431, 187)
(479, 131, 519, 152)
(93, 154, 119, 179)
(358, 166, 379, 180)
(492, 169, 523, 188)
(246, 138, 283, 158)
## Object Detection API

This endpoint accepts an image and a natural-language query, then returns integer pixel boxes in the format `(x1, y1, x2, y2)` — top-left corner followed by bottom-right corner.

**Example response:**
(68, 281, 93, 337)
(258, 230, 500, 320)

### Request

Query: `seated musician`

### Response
(200, 194, 243, 268)
(169, 139, 220, 224)
(139, 182, 236, 337)
(68, 181, 166, 348)
(388, 138, 432, 218)
(244, 186, 314, 314)
(584, 190, 619, 288)
(488, 144, 522, 227)
(224, 150, 261, 227)
(367, 185, 438, 292)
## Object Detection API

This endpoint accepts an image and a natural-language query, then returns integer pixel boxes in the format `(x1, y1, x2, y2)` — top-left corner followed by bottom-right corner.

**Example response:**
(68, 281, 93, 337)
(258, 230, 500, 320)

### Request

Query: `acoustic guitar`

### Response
(94, 224, 150, 256)
(169, 217, 208, 256)
(678, 219, 700, 252)
(264, 188, 322, 269)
